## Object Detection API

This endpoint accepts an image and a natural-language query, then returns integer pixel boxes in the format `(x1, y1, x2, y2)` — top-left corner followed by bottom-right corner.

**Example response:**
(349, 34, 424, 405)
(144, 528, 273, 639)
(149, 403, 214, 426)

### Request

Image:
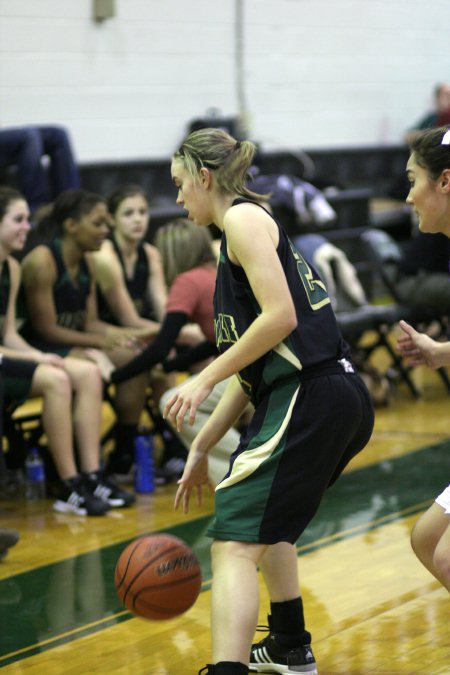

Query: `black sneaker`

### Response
(84, 471, 136, 508)
(249, 633, 317, 674)
(0, 528, 20, 560)
(53, 477, 110, 516)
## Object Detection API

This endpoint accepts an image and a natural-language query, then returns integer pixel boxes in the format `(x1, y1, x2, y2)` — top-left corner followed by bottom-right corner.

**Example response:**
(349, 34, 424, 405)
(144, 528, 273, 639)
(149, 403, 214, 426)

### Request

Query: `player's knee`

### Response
(74, 360, 103, 392)
(47, 366, 72, 396)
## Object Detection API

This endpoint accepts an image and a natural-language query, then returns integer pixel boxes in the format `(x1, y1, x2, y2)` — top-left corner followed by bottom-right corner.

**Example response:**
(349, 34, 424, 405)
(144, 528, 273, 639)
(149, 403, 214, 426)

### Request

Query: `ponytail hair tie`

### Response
(441, 129, 450, 146)
(235, 141, 241, 150)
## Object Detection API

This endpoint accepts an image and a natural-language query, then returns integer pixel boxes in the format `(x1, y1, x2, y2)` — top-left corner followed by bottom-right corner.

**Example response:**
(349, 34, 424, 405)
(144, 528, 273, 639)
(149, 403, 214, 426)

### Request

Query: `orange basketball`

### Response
(114, 533, 202, 621)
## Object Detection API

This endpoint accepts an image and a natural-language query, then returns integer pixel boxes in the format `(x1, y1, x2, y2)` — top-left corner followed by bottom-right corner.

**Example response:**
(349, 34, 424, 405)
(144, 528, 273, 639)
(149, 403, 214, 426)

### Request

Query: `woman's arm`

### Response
(93, 243, 160, 332)
(2, 257, 64, 366)
(145, 243, 168, 322)
(104, 312, 189, 384)
(21, 247, 106, 348)
(165, 203, 297, 430)
(174, 377, 249, 512)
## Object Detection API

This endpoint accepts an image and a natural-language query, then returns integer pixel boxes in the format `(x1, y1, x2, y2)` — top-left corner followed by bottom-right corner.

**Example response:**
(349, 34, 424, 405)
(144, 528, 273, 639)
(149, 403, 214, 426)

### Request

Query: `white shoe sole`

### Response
(53, 500, 87, 516)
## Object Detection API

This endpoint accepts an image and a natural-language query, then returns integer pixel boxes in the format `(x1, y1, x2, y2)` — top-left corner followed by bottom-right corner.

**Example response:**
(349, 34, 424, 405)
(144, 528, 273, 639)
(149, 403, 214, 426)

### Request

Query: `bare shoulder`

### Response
(224, 202, 278, 249)
(93, 239, 115, 262)
(21, 245, 55, 281)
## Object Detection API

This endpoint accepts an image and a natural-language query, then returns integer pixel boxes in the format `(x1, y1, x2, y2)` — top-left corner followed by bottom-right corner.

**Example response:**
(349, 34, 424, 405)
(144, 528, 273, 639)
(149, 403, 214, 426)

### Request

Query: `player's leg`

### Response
(63, 356, 136, 507)
(30, 364, 110, 516)
(411, 501, 450, 590)
(30, 364, 76, 479)
(249, 542, 317, 674)
(211, 540, 267, 666)
(63, 357, 102, 473)
(102, 347, 149, 474)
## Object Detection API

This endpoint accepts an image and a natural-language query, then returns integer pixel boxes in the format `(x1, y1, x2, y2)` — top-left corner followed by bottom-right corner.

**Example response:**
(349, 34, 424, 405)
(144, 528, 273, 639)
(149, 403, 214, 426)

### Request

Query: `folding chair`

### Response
(361, 227, 450, 395)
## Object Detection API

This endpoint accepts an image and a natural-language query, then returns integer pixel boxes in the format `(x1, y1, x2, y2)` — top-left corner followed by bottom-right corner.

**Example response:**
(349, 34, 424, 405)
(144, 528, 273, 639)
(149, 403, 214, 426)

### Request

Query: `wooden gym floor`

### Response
(0, 359, 449, 674)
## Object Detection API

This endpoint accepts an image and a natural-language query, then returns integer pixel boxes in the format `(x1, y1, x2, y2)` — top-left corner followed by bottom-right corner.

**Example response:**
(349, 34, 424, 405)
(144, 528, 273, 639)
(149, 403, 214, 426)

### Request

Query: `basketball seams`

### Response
(123, 543, 185, 602)
(115, 539, 144, 591)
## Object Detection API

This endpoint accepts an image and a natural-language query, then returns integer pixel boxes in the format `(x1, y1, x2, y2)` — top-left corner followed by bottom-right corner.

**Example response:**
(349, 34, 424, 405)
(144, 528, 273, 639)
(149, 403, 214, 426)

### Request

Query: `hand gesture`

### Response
(174, 447, 214, 514)
(163, 374, 213, 432)
(397, 320, 441, 369)
(39, 352, 66, 368)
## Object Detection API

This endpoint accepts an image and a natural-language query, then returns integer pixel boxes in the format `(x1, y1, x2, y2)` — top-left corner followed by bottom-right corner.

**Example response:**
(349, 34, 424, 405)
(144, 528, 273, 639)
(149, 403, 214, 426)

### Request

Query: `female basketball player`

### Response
(397, 124, 450, 593)
(0, 186, 110, 516)
(163, 128, 375, 675)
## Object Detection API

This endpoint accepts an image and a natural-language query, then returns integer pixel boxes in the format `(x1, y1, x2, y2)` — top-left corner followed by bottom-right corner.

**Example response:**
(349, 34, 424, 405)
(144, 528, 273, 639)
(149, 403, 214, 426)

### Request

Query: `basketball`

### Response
(114, 533, 202, 621)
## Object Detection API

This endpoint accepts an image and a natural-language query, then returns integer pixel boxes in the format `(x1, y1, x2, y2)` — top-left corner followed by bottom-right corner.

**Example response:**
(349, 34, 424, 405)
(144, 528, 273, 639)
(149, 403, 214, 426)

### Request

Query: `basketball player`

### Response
(397, 125, 450, 593)
(163, 128, 375, 675)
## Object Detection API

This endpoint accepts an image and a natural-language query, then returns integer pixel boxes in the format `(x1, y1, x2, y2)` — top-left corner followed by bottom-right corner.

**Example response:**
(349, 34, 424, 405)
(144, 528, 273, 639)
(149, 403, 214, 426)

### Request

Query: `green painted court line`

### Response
(0, 439, 448, 666)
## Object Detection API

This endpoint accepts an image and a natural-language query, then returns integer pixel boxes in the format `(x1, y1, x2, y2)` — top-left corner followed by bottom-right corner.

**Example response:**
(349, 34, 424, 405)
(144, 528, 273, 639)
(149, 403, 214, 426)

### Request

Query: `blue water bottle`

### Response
(134, 433, 155, 493)
(25, 447, 46, 500)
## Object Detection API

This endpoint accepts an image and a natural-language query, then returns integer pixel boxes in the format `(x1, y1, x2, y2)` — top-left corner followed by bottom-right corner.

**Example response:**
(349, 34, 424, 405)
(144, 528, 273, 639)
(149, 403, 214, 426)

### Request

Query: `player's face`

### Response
(171, 158, 213, 227)
(0, 199, 31, 254)
(406, 154, 450, 235)
(112, 194, 149, 242)
(71, 202, 110, 251)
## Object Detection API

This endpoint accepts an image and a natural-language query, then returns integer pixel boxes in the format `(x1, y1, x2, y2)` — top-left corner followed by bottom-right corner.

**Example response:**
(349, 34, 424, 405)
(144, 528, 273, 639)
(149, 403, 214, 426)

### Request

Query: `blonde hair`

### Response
(174, 127, 267, 201)
(154, 218, 216, 287)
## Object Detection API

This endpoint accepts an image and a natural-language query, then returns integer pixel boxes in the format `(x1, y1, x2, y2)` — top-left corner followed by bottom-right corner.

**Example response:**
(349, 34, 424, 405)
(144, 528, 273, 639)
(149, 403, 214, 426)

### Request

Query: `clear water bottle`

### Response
(25, 447, 46, 500)
(134, 433, 155, 494)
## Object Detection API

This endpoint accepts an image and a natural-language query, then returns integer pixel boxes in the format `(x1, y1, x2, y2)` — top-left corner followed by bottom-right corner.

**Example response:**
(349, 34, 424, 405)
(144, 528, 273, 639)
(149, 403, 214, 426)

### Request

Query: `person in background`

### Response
(89, 218, 245, 484)
(163, 128, 374, 675)
(0, 186, 117, 516)
(94, 183, 167, 331)
(0, 125, 80, 214)
(18, 188, 151, 492)
(93, 186, 203, 479)
(405, 83, 450, 143)
(397, 124, 450, 593)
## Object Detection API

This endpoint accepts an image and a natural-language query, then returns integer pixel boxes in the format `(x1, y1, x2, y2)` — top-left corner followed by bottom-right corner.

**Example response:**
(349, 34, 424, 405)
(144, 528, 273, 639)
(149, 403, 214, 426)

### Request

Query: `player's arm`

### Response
(174, 376, 249, 512)
(145, 243, 168, 322)
(21, 247, 104, 348)
(93, 246, 160, 332)
(165, 204, 297, 430)
(397, 320, 450, 369)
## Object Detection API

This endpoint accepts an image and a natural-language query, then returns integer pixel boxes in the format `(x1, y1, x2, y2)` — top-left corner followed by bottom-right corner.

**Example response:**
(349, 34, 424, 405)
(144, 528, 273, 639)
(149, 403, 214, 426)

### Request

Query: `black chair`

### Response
(361, 227, 450, 395)
(333, 277, 418, 397)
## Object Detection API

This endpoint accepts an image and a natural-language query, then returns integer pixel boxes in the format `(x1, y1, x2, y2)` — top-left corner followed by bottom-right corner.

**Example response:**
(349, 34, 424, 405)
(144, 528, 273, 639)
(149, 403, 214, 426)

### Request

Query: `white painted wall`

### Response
(1, 0, 449, 162)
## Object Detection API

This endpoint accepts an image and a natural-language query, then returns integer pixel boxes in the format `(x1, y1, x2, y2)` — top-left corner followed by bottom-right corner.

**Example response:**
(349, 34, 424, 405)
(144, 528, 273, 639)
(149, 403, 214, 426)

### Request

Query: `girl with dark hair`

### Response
(19, 188, 149, 495)
(397, 125, 450, 593)
(0, 186, 109, 516)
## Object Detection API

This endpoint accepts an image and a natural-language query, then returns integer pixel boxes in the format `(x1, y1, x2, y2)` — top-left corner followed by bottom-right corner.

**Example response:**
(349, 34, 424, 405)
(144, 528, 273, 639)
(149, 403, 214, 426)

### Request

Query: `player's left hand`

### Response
(174, 449, 214, 514)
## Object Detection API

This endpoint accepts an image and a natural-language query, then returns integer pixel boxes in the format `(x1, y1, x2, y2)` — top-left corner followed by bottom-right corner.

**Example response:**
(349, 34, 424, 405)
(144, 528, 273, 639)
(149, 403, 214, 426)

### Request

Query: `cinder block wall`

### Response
(1, 0, 449, 162)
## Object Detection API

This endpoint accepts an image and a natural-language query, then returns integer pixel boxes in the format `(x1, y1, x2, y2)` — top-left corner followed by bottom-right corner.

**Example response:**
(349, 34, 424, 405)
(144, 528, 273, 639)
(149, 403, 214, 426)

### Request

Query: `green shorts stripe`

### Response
(207, 378, 300, 542)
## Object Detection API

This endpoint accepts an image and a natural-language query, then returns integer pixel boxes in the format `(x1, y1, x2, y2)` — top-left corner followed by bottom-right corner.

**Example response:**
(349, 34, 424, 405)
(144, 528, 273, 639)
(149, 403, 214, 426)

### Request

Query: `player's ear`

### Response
(440, 168, 450, 193)
(199, 167, 212, 190)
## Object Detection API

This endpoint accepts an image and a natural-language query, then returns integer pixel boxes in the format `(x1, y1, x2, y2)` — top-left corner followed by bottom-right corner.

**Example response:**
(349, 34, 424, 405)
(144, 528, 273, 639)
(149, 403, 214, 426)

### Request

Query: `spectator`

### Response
(88, 218, 247, 485)
(405, 83, 450, 142)
(18, 188, 153, 483)
(0, 125, 80, 213)
(0, 186, 131, 516)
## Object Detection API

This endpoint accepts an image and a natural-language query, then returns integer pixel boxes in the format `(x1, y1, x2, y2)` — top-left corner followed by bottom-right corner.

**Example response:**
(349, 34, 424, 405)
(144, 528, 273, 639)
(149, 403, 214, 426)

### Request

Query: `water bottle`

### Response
(134, 433, 155, 494)
(24, 447, 46, 500)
